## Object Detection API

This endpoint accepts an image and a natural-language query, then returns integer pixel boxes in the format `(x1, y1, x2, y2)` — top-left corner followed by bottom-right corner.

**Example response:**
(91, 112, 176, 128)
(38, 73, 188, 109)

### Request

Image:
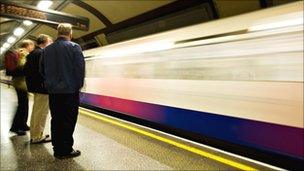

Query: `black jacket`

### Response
(41, 37, 85, 93)
(24, 47, 48, 94)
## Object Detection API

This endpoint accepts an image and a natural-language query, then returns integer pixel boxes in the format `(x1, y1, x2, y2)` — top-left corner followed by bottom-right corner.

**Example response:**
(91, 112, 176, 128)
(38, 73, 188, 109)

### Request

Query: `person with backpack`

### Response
(6, 40, 35, 135)
(4, 50, 23, 77)
(24, 34, 53, 143)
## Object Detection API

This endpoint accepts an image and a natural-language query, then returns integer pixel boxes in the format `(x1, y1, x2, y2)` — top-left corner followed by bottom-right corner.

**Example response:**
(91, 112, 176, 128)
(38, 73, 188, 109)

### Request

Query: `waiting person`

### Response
(10, 40, 35, 135)
(24, 34, 53, 143)
(41, 23, 85, 159)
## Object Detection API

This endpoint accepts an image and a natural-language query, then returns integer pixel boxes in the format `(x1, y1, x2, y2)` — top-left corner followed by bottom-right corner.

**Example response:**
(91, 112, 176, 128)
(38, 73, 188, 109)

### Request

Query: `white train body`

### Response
(80, 1, 303, 161)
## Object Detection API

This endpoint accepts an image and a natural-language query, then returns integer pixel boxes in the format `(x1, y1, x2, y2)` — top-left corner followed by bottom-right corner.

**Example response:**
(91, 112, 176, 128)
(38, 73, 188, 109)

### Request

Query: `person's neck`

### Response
(58, 35, 71, 41)
(38, 45, 44, 49)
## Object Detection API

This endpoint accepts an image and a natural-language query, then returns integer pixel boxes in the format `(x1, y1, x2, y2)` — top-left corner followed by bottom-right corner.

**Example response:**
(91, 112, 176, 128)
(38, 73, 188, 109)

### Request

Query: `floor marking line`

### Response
(80, 107, 283, 171)
(80, 109, 257, 170)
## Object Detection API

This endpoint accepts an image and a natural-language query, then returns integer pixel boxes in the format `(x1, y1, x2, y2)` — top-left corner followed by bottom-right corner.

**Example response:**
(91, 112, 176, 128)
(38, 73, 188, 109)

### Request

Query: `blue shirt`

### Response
(41, 37, 85, 94)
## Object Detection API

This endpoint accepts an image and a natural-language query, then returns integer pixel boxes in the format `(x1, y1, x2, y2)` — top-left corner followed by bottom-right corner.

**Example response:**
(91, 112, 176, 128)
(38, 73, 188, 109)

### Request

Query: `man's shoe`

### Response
(10, 129, 26, 136)
(31, 135, 51, 144)
(54, 150, 81, 159)
(16, 130, 26, 135)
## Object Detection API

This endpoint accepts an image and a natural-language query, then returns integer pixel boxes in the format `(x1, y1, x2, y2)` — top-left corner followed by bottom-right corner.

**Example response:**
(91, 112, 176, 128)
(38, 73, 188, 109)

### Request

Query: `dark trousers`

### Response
(49, 93, 79, 155)
(11, 89, 28, 130)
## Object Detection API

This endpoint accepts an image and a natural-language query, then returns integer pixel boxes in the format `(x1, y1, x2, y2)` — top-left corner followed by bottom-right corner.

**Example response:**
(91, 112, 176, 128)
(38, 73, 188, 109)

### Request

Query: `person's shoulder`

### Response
(69, 41, 82, 51)
(36, 48, 43, 53)
(44, 43, 55, 52)
(26, 50, 35, 59)
(70, 41, 81, 48)
(31, 48, 42, 55)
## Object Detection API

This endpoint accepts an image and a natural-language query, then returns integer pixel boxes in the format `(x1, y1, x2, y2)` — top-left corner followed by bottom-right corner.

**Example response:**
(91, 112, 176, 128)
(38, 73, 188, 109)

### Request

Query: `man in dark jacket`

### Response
(41, 23, 85, 159)
(24, 34, 53, 143)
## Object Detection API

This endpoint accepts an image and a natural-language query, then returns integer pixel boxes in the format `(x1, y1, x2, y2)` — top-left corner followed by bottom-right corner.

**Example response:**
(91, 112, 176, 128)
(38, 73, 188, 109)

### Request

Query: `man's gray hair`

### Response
(57, 23, 72, 36)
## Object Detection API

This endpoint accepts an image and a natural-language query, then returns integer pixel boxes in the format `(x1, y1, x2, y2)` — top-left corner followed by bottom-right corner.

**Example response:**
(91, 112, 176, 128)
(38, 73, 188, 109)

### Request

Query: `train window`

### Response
(74, 37, 100, 50)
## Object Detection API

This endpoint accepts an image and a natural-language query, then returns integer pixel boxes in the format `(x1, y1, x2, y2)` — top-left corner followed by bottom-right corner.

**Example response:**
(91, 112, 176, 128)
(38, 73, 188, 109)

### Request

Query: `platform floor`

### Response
(0, 83, 279, 170)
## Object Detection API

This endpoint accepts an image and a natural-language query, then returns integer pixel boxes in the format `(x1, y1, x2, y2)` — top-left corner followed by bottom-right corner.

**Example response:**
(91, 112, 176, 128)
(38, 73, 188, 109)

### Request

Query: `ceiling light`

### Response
(0, 47, 6, 54)
(37, 0, 53, 10)
(7, 36, 16, 43)
(23, 20, 33, 26)
(13, 27, 25, 36)
(3, 43, 10, 48)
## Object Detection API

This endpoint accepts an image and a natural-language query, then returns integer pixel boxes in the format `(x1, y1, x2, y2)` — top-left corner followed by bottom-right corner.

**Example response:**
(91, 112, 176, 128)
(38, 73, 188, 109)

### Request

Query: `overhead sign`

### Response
(0, 1, 89, 31)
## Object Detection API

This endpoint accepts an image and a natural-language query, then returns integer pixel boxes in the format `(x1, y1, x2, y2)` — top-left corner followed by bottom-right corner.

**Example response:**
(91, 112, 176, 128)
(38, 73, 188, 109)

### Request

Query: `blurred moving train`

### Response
(80, 1, 303, 169)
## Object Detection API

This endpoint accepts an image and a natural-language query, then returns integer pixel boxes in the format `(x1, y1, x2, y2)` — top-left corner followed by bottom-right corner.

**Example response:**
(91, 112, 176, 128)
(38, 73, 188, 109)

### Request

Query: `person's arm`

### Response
(17, 49, 28, 68)
(16, 49, 28, 76)
(73, 44, 85, 90)
(23, 55, 30, 77)
(39, 49, 45, 78)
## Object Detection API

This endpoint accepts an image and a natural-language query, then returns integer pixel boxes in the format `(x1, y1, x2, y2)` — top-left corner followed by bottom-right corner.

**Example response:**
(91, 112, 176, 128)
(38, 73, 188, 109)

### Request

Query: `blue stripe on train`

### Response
(80, 92, 304, 159)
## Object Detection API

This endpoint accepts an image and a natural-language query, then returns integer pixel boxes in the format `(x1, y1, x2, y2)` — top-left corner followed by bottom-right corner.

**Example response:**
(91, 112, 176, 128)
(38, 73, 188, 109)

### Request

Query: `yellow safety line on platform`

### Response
(80, 108, 257, 171)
